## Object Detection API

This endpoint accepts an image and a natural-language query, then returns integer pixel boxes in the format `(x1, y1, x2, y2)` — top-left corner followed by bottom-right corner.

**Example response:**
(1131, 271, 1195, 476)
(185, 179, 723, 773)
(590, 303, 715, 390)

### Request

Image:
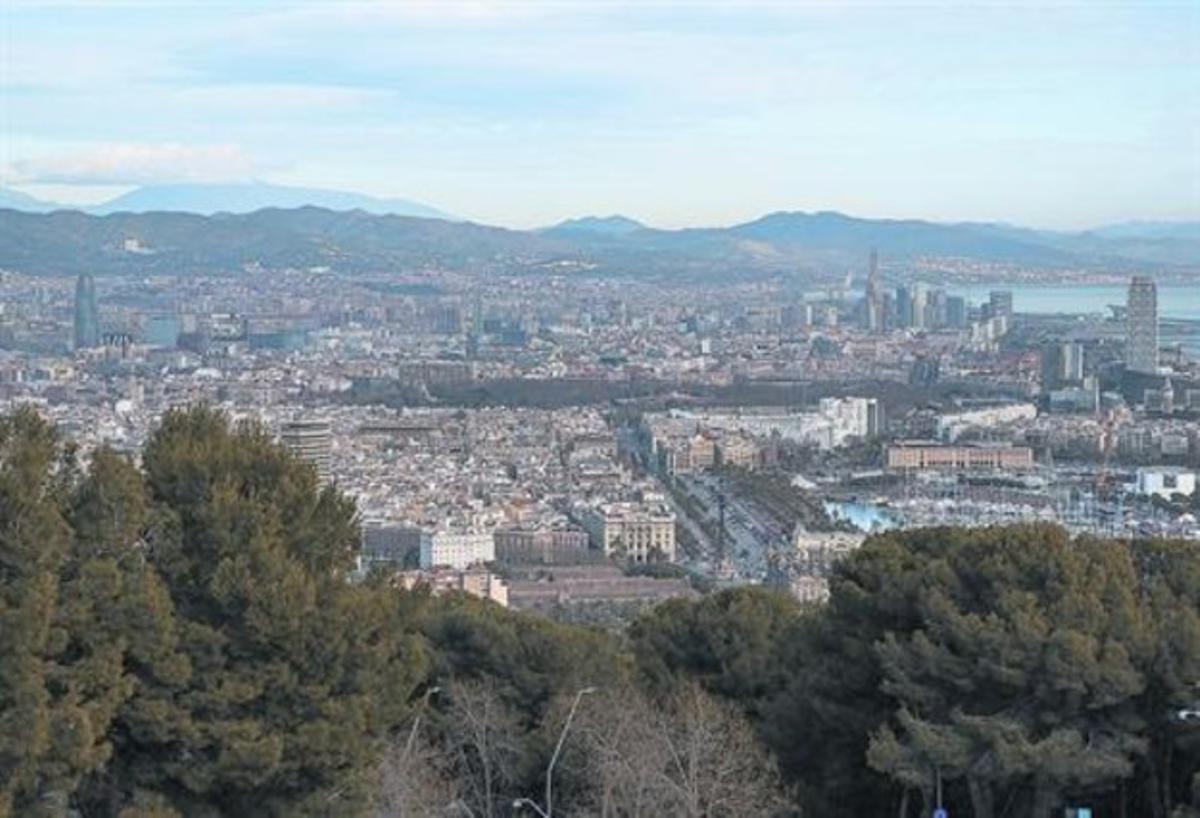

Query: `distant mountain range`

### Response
(0, 197, 1196, 279)
(0, 182, 452, 220)
(1089, 221, 1200, 241)
(541, 215, 647, 237)
(0, 186, 59, 212)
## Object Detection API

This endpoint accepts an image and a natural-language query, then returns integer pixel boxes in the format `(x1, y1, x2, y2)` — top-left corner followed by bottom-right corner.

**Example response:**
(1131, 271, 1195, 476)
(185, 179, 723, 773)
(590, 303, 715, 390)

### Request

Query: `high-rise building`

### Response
(1040, 345, 1063, 392)
(945, 295, 967, 329)
(1062, 342, 1084, 382)
(928, 289, 948, 329)
(1041, 341, 1085, 392)
(895, 286, 913, 328)
(73, 273, 100, 349)
(910, 284, 928, 330)
(862, 248, 884, 333)
(1126, 276, 1159, 374)
(989, 290, 1013, 320)
(281, 419, 333, 480)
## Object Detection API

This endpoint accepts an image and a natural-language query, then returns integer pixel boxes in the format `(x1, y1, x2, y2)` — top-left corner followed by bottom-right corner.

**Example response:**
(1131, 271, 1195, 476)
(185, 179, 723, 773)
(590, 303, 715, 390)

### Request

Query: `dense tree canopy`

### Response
(0, 407, 430, 817)
(0, 409, 119, 818)
(1, 405, 1199, 817)
(637, 525, 1200, 818)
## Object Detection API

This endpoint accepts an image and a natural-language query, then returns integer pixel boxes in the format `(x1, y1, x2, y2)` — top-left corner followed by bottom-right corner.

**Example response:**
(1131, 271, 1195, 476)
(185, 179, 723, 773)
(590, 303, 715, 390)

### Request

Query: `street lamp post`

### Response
(935, 767, 944, 816)
(403, 685, 441, 760)
(545, 686, 596, 817)
(1173, 708, 1200, 723)
(512, 798, 549, 818)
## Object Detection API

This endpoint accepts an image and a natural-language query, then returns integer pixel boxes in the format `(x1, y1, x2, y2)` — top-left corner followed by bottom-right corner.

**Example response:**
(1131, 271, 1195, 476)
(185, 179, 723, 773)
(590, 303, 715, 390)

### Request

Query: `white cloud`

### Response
(5, 143, 263, 185)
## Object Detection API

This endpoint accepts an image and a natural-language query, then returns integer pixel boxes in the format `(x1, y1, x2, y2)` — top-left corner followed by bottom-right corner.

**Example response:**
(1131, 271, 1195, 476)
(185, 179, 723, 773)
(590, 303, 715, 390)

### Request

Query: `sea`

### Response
(944, 283, 1200, 357)
(951, 284, 1200, 322)
(825, 501, 900, 533)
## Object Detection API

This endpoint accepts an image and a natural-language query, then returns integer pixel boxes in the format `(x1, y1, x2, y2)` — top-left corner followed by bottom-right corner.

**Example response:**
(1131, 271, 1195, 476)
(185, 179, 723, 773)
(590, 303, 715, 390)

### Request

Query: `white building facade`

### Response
(1134, 468, 1196, 500)
(420, 531, 496, 570)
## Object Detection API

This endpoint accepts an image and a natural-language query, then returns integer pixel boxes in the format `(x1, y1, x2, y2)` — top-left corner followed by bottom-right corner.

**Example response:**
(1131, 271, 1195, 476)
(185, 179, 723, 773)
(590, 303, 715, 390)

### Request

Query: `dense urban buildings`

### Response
(0, 265, 1197, 606)
(3, 2, 1198, 815)
(0, 192, 1197, 818)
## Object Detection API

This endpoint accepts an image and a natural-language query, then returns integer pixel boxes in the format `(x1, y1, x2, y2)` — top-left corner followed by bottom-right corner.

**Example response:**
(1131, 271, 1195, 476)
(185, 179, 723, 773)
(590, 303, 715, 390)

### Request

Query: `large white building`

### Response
(817, 397, 883, 445)
(647, 399, 881, 455)
(1134, 467, 1196, 500)
(937, 403, 1038, 443)
(419, 531, 495, 570)
(581, 502, 676, 564)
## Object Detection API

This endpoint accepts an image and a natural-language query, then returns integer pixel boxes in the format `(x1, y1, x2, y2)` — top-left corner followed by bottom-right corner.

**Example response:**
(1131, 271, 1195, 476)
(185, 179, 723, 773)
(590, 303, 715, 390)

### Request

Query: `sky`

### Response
(1, 0, 1197, 229)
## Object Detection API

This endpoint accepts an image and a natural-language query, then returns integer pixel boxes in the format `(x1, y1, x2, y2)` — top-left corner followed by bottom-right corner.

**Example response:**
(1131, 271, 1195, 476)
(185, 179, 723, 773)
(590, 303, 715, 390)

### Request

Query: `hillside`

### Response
(0, 207, 554, 276)
(1, 205, 1196, 278)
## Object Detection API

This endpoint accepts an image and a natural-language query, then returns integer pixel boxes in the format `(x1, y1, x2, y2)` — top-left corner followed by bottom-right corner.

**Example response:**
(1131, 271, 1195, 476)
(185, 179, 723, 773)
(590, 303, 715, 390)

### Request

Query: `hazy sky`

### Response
(2, 1, 1197, 228)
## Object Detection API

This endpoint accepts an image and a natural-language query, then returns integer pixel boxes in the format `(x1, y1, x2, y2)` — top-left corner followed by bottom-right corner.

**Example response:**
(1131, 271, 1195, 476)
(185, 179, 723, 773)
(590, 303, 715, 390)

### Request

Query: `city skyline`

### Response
(2, 3, 1199, 816)
(3, 1, 1198, 229)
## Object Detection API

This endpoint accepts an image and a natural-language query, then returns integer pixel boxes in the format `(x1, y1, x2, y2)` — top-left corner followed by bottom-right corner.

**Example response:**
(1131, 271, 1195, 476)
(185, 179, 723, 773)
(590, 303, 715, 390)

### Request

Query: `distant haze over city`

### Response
(2, 182, 1198, 247)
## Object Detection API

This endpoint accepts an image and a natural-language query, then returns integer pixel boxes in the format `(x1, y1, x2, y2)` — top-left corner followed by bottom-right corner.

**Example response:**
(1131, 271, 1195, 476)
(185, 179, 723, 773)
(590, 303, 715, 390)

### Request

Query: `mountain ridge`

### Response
(0, 182, 452, 220)
(1, 204, 1196, 278)
(541, 214, 647, 236)
(90, 182, 453, 220)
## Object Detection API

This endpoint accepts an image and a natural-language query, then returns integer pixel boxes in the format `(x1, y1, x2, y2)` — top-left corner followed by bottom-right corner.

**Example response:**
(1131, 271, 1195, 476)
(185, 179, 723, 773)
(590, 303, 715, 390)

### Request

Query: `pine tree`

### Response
(68, 448, 190, 816)
(864, 526, 1150, 815)
(0, 410, 131, 817)
(1127, 538, 1200, 817)
(116, 406, 425, 816)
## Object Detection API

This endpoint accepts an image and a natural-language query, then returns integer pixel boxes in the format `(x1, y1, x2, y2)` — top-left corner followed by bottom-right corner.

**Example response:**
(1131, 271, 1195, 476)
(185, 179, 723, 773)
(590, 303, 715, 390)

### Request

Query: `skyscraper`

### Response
(945, 295, 967, 329)
(911, 283, 928, 330)
(895, 285, 913, 328)
(862, 248, 884, 333)
(989, 290, 1013, 320)
(928, 288, 948, 329)
(1040, 341, 1084, 392)
(1062, 342, 1084, 382)
(73, 272, 100, 349)
(1126, 276, 1158, 374)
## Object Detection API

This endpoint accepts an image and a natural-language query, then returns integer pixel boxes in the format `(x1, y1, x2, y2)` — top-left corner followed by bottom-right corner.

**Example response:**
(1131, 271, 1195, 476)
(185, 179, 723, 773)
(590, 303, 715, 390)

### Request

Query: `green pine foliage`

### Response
(123, 406, 426, 816)
(634, 524, 1200, 817)
(1, 407, 429, 817)
(629, 585, 803, 716)
(0, 410, 133, 817)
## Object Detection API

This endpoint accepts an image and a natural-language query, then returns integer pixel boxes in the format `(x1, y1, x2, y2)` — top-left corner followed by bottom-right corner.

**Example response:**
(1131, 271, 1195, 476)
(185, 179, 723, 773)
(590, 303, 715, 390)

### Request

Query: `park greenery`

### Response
(2, 404, 1200, 817)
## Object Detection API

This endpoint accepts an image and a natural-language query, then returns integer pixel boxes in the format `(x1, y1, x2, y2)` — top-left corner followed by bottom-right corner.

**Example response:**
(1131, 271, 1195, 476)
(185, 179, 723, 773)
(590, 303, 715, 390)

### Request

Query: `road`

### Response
(674, 473, 786, 581)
